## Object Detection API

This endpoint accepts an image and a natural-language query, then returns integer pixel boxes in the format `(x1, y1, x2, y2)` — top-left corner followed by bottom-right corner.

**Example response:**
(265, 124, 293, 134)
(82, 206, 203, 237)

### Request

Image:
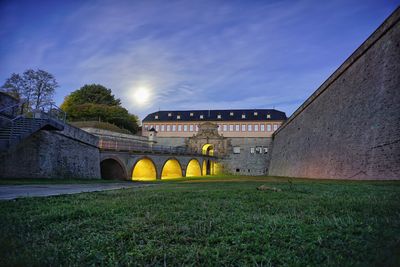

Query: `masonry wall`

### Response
(268, 8, 400, 180)
(222, 137, 272, 176)
(0, 124, 100, 179)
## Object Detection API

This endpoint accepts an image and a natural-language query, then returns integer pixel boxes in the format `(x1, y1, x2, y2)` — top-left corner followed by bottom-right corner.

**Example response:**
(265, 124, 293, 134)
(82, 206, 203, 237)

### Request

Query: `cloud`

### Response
(0, 0, 397, 120)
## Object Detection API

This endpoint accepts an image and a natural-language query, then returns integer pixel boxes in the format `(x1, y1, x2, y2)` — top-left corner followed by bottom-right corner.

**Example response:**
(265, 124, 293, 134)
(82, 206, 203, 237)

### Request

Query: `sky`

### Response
(0, 0, 398, 121)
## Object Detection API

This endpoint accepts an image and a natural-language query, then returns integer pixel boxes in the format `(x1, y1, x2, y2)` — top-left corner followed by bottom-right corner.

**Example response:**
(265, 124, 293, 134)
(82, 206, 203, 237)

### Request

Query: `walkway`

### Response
(0, 183, 152, 200)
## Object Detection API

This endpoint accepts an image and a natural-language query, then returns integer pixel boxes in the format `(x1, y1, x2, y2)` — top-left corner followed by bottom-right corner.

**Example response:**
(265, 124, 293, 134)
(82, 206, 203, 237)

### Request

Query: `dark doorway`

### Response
(100, 159, 126, 180)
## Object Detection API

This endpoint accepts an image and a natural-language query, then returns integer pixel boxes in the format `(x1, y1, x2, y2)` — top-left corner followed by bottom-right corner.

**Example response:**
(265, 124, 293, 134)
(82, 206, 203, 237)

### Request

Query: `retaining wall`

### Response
(268, 8, 400, 180)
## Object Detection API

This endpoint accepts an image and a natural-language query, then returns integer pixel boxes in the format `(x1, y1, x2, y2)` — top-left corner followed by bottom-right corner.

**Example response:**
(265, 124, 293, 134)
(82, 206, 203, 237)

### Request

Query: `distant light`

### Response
(133, 87, 151, 106)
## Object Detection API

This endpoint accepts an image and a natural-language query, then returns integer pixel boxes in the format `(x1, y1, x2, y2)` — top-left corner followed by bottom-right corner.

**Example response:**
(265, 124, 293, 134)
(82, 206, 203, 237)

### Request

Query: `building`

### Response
(142, 109, 287, 175)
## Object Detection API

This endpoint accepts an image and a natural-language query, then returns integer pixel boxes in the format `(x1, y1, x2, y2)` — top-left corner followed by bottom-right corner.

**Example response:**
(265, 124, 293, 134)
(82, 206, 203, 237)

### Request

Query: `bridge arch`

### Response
(100, 157, 128, 180)
(186, 158, 202, 177)
(161, 158, 183, 179)
(132, 157, 157, 181)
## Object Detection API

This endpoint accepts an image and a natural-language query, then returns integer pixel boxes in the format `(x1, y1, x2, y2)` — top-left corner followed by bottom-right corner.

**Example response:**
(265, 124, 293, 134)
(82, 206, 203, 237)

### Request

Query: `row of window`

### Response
(144, 123, 279, 132)
(233, 146, 269, 154)
(154, 112, 271, 120)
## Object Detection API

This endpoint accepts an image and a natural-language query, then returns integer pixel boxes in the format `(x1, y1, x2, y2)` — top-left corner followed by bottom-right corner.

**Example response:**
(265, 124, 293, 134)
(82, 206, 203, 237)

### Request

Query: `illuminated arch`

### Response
(161, 158, 183, 179)
(202, 144, 214, 156)
(186, 159, 202, 177)
(132, 158, 157, 181)
(100, 158, 127, 180)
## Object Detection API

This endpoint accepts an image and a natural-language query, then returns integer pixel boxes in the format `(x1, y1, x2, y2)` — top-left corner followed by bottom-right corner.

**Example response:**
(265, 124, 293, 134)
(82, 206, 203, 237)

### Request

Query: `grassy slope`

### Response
(0, 176, 399, 266)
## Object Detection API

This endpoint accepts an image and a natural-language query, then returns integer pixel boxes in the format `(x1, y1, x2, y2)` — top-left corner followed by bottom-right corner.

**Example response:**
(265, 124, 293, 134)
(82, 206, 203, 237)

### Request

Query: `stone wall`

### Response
(0, 123, 100, 179)
(268, 8, 400, 180)
(222, 137, 272, 175)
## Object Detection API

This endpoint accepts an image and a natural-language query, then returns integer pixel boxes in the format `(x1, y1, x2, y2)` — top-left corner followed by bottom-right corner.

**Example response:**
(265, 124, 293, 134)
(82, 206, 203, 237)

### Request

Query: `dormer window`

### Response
(254, 112, 258, 116)
(168, 113, 172, 117)
(190, 112, 194, 117)
(177, 115, 181, 119)
(155, 115, 159, 119)
(217, 114, 221, 119)
(200, 115, 204, 119)
(267, 114, 271, 119)
(230, 112, 234, 116)
(242, 114, 246, 119)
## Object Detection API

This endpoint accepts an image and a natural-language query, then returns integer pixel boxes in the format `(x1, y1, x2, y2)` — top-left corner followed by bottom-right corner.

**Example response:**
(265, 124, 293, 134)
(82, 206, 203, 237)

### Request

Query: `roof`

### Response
(143, 109, 287, 122)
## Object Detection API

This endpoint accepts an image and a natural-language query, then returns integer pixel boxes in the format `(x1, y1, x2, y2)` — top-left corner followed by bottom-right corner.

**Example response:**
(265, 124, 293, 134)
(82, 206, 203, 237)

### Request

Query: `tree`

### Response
(61, 84, 139, 134)
(1, 69, 58, 110)
(60, 84, 120, 111)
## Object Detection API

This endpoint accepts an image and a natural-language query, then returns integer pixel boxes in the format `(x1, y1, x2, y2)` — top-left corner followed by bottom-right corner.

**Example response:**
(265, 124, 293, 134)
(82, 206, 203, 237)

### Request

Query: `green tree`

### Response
(61, 84, 139, 134)
(1, 69, 58, 110)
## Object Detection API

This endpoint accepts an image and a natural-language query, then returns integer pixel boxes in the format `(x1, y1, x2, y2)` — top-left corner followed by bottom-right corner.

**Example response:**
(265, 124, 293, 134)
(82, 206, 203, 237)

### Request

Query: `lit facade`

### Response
(142, 109, 287, 176)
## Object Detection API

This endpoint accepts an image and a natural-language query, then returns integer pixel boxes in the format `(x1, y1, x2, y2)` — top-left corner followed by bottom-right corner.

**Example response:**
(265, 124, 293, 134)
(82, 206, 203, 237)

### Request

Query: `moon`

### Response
(133, 87, 151, 106)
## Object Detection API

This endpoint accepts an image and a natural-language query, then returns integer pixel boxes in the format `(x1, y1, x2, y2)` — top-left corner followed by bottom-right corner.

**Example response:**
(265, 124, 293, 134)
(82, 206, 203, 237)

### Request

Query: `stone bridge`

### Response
(100, 150, 220, 181)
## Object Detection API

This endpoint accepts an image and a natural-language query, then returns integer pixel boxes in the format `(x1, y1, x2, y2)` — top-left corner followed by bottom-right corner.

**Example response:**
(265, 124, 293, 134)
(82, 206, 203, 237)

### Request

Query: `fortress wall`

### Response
(268, 8, 400, 180)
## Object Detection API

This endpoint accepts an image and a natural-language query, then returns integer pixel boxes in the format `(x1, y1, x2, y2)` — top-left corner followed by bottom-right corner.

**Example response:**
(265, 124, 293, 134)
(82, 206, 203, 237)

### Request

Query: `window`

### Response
(263, 148, 268, 154)
(196, 125, 199, 131)
(273, 124, 278, 131)
(235, 124, 240, 131)
(190, 112, 194, 117)
(267, 114, 271, 119)
(178, 125, 182, 131)
(230, 112, 234, 116)
(177, 115, 181, 119)
(166, 125, 170, 131)
(189, 125, 194, 131)
(155, 125, 159, 131)
(267, 124, 271, 131)
(248, 124, 252, 131)
(217, 124, 221, 131)
(200, 115, 204, 119)
(155, 115, 159, 119)
(250, 147, 255, 154)
(183, 125, 188, 131)
(150, 125, 153, 130)
(168, 113, 172, 117)
(254, 124, 259, 131)
(254, 112, 258, 116)
(236, 168, 240, 172)
(217, 114, 221, 119)
(229, 124, 234, 131)
(241, 114, 246, 119)
(223, 124, 227, 131)
(261, 124, 265, 131)
(172, 125, 176, 131)
(161, 125, 165, 131)
(241, 124, 246, 131)
(144, 125, 149, 131)
(233, 147, 241, 154)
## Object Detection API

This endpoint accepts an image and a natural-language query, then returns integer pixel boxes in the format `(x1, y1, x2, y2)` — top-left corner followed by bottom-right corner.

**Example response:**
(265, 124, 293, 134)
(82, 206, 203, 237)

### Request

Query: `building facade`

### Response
(142, 109, 287, 175)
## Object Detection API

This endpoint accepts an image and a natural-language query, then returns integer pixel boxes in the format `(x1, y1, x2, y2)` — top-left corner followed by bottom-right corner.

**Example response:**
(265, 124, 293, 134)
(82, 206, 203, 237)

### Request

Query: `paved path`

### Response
(0, 183, 152, 200)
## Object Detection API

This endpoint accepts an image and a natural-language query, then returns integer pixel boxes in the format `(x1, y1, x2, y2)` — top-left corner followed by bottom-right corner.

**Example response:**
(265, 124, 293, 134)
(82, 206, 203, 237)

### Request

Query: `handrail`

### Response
(35, 103, 67, 123)
(0, 102, 26, 118)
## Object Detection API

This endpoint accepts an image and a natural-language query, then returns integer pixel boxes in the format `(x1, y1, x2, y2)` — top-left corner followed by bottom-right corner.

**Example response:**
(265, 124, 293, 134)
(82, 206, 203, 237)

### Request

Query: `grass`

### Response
(0, 176, 399, 266)
(70, 120, 133, 134)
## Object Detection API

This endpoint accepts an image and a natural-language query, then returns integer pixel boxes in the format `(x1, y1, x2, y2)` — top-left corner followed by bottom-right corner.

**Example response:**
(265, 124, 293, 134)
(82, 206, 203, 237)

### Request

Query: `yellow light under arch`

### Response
(132, 158, 157, 181)
(202, 144, 214, 156)
(186, 159, 202, 177)
(161, 159, 183, 179)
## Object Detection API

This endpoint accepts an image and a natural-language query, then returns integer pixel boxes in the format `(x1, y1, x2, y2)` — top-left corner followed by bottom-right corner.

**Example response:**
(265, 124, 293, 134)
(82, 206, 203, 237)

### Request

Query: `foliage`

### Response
(1, 69, 58, 110)
(61, 84, 139, 134)
(0, 176, 399, 266)
(60, 84, 120, 110)
(70, 121, 132, 134)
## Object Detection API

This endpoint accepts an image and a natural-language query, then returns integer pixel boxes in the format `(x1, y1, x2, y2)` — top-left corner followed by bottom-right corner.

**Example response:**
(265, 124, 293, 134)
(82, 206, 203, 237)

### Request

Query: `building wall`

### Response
(222, 137, 272, 175)
(268, 8, 400, 180)
(0, 124, 100, 179)
(142, 120, 282, 138)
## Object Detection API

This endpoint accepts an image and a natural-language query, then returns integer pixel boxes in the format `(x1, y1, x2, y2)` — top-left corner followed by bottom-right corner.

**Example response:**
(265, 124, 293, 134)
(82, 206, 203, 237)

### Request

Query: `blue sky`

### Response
(0, 0, 398, 120)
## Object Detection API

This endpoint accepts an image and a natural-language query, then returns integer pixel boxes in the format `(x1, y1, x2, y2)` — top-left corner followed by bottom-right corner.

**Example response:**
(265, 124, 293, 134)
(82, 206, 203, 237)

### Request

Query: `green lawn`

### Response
(1, 176, 399, 266)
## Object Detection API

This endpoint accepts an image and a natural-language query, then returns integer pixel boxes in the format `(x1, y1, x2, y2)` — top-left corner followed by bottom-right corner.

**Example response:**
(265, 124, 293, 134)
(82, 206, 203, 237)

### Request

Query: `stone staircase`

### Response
(0, 116, 65, 151)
